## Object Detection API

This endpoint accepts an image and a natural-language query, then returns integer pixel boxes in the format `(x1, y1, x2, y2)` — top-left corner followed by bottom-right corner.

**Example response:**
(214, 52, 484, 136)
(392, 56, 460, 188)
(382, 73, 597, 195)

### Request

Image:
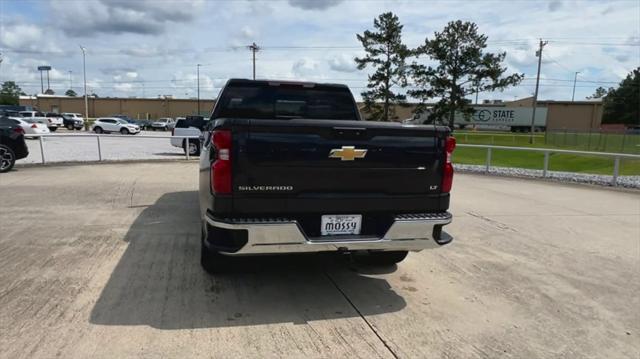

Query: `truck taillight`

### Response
(211, 130, 232, 194)
(441, 136, 456, 193)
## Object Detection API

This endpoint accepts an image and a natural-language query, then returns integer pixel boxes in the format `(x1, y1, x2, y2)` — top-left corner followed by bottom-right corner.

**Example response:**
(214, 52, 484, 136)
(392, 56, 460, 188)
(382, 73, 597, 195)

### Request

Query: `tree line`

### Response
(588, 68, 639, 126)
(355, 12, 639, 128)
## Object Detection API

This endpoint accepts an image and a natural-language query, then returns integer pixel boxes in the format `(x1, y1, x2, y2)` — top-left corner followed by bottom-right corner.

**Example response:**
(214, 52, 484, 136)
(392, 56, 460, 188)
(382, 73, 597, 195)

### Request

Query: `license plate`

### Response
(321, 214, 362, 236)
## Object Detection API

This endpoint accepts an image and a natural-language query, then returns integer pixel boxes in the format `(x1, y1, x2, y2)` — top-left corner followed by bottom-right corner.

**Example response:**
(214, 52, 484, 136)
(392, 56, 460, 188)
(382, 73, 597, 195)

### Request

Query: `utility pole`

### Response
(248, 42, 259, 80)
(197, 63, 201, 115)
(80, 45, 88, 120)
(68, 70, 73, 91)
(529, 39, 548, 143)
(571, 71, 580, 102)
(40, 69, 44, 93)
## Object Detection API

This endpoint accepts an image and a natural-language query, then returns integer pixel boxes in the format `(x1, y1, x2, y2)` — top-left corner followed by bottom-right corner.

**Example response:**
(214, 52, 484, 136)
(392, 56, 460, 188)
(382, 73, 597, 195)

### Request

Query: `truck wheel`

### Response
(94, 127, 103, 134)
(354, 251, 408, 266)
(120, 128, 129, 135)
(200, 225, 232, 273)
(185, 140, 200, 156)
(49, 127, 57, 132)
(0, 145, 16, 173)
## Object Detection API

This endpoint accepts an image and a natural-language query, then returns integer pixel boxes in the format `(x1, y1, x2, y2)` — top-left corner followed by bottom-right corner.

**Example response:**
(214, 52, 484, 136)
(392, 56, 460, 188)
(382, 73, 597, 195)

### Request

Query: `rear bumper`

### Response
(204, 212, 452, 255)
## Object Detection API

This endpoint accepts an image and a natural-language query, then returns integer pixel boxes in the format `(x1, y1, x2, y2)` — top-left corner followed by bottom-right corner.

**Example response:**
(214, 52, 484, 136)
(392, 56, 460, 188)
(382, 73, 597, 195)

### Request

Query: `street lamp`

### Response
(68, 70, 73, 91)
(80, 45, 88, 122)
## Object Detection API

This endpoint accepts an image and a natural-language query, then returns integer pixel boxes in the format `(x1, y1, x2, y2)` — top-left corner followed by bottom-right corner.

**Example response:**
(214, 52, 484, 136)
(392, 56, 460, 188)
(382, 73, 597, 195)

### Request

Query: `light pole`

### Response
(571, 71, 580, 102)
(68, 70, 73, 91)
(80, 45, 88, 121)
(197, 64, 201, 115)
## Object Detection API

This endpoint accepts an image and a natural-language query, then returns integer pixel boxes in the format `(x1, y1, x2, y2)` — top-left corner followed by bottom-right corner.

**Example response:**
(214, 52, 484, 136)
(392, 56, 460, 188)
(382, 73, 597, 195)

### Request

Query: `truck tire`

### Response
(0, 144, 16, 173)
(184, 140, 200, 156)
(94, 127, 103, 134)
(120, 128, 129, 135)
(49, 127, 58, 132)
(354, 251, 408, 266)
(200, 225, 232, 273)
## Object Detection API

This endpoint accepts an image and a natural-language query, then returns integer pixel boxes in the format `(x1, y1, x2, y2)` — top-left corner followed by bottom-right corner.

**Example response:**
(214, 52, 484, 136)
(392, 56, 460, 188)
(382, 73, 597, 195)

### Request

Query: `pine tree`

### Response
(410, 20, 523, 127)
(355, 12, 409, 121)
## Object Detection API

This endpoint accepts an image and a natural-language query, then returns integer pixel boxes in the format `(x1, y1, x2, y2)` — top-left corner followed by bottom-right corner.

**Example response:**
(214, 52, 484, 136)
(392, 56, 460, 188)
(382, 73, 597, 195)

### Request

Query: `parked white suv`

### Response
(151, 117, 174, 131)
(92, 117, 140, 135)
(170, 116, 208, 156)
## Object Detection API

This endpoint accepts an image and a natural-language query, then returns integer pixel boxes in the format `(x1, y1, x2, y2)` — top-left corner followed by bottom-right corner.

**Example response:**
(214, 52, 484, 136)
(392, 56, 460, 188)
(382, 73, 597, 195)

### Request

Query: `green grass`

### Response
(456, 131, 640, 154)
(452, 130, 640, 175)
(453, 146, 640, 176)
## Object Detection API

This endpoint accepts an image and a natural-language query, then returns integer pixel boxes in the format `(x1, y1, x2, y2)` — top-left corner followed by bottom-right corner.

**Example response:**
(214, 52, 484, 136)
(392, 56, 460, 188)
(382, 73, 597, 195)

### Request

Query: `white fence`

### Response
(457, 144, 640, 186)
(29, 134, 201, 163)
(22, 135, 640, 187)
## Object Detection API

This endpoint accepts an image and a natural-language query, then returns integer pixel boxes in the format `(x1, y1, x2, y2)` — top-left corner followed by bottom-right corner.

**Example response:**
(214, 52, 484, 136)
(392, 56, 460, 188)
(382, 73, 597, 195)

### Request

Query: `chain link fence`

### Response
(544, 130, 640, 154)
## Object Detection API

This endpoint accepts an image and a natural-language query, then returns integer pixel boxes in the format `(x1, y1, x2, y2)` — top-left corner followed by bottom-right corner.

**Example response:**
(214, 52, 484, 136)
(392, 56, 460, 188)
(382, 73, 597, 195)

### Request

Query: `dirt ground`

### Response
(0, 163, 638, 358)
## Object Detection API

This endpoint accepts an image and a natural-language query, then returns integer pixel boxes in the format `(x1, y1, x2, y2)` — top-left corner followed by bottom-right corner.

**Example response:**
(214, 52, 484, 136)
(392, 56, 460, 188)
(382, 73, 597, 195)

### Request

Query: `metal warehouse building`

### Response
(20, 95, 603, 131)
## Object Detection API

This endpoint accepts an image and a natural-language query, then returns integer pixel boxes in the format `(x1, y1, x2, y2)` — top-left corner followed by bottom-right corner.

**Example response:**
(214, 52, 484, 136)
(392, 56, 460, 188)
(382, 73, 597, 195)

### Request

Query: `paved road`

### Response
(0, 163, 638, 358)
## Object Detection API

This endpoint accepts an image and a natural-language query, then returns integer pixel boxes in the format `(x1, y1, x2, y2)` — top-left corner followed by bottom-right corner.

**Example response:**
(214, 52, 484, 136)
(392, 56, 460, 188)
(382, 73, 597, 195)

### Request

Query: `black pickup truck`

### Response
(198, 79, 455, 272)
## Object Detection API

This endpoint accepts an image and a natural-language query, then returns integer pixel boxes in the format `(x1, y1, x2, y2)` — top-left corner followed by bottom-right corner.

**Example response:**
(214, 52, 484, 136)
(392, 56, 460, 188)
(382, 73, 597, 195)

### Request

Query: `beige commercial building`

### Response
(507, 97, 603, 131)
(20, 95, 602, 130)
(20, 96, 215, 119)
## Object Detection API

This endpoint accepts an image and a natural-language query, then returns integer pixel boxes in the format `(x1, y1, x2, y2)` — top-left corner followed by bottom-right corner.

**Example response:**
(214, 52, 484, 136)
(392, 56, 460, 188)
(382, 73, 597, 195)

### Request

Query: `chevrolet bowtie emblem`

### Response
(329, 146, 367, 161)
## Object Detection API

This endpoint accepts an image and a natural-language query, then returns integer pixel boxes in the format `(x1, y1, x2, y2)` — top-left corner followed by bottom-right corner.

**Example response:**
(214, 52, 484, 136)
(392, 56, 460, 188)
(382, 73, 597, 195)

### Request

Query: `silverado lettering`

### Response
(237, 185, 294, 191)
(198, 79, 455, 273)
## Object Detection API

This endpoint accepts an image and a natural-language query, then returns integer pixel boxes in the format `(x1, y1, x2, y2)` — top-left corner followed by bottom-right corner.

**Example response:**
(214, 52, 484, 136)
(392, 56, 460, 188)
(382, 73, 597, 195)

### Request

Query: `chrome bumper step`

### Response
(205, 212, 453, 256)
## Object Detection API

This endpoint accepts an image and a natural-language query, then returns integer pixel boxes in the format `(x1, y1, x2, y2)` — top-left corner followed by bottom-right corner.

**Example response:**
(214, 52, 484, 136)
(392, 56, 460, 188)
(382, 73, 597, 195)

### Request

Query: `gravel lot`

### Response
(455, 164, 640, 189)
(0, 163, 638, 358)
(21, 130, 186, 164)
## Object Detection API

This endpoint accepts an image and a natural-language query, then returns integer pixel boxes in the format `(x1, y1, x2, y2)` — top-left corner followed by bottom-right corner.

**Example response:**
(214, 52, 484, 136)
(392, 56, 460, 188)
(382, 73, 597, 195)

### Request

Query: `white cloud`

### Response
(114, 83, 135, 92)
(288, 0, 343, 10)
(328, 54, 357, 73)
(50, 0, 205, 36)
(0, 23, 42, 49)
(1, 0, 637, 102)
(292, 58, 319, 77)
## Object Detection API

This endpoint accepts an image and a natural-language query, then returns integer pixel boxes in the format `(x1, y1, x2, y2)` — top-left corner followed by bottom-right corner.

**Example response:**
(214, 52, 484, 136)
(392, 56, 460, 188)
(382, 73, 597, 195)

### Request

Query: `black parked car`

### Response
(0, 117, 29, 173)
(133, 119, 152, 130)
(61, 113, 84, 130)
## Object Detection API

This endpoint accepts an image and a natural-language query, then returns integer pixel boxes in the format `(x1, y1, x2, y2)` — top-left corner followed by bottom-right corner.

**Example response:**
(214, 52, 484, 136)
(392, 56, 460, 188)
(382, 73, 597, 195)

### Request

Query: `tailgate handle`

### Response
(333, 127, 367, 136)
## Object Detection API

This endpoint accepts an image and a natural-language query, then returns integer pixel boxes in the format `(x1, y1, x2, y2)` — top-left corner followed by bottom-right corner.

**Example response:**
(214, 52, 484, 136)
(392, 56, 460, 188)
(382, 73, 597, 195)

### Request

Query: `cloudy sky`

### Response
(0, 0, 638, 102)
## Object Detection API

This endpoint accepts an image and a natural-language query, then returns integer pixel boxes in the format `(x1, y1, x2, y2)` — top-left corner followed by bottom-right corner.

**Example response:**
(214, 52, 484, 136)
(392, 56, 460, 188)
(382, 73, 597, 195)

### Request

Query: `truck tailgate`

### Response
(234, 119, 446, 196)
